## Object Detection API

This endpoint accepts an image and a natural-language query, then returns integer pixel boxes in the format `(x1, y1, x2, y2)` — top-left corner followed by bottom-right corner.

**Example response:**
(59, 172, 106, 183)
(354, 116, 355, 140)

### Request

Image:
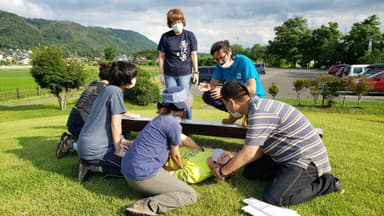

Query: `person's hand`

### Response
(114, 149, 124, 157)
(163, 161, 171, 171)
(192, 73, 199, 86)
(198, 82, 210, 91)
(129, 113, 141, 119)
(212, 165, 226, 181)
(210, 88, 222, 100)
(160, 73, 165, 85)
(217, 152, 232, 166)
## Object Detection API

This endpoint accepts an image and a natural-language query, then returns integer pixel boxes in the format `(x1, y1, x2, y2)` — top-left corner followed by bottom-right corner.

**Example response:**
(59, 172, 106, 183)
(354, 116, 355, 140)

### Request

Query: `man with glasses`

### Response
(200, 40, 265, 125)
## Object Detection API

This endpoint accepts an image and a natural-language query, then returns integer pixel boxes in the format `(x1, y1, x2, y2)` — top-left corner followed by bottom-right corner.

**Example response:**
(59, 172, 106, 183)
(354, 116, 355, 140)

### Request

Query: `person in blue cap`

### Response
(121, 86, 197, 216)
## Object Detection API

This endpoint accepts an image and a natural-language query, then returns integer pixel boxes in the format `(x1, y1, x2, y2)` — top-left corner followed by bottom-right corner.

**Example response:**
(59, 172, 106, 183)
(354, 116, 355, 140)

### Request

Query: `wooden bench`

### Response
(122, 117, 324, 139)
(122, 117, 247, 139)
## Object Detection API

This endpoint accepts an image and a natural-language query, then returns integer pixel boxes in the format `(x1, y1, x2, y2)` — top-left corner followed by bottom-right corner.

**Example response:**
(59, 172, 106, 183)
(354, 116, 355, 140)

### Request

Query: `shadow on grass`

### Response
(0, 103, 59, 111)
(7, 135, 142, 202)
(9, 133, 267, 214)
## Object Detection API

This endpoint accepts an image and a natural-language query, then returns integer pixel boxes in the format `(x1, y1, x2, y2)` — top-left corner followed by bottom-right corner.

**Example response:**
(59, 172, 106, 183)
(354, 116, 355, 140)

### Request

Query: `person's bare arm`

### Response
(246, 78, 256, 95)
(191, 51, 199, 85)
(122, 112, 141, 119)
(111, 114, 123, 154)
(158, 51, 166, 85)
(181, 133, 203, 151)
(220, 144, 264, 176)
(207, 79, 222, 100)
(170, 145, 184, 169)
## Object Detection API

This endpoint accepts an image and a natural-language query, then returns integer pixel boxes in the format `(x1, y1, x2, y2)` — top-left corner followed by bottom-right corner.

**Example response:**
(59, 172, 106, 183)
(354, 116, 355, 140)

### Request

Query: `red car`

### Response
(328, 64, 348, 75)
(367, 71, 384, 92)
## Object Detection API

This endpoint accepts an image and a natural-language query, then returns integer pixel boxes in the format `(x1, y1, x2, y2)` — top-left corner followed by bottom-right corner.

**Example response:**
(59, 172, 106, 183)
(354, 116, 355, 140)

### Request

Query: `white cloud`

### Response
(0, 0, 55, 19)
(1, 0, 383, 53)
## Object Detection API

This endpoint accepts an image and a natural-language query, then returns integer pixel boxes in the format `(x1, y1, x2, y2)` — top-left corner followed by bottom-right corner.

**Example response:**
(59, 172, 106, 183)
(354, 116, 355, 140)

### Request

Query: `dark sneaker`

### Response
(126, 198, 157, 216)
(78, 160, 90, 183)
(56, 132, 73, 159)
(335, 180, 345, 194)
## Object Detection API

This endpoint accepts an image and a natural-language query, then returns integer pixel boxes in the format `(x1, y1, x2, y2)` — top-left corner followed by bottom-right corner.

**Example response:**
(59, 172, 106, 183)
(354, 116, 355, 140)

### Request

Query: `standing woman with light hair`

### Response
(158, 8, 199, 119)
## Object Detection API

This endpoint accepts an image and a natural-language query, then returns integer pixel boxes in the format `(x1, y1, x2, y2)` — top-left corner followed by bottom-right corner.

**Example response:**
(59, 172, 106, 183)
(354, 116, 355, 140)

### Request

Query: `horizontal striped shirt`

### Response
(245, 96, 331, 176)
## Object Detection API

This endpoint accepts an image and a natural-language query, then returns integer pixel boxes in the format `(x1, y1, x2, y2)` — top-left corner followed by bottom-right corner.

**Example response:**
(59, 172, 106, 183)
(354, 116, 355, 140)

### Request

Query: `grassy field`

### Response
(0, 66, 101, 102)
(0, 69, 39, 91)
(0, 96, 383, 215)
(0, 66, 158, 102)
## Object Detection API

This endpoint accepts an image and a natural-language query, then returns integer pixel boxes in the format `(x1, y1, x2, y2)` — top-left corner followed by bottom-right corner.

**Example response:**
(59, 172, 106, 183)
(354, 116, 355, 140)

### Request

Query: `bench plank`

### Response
(122, 117, 323, 139)
(122, 117, 247, 139)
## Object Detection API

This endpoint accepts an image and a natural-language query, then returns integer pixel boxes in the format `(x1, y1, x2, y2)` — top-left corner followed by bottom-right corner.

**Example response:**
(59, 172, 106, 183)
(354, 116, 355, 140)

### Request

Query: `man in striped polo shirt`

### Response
(213, 81, 343, 206)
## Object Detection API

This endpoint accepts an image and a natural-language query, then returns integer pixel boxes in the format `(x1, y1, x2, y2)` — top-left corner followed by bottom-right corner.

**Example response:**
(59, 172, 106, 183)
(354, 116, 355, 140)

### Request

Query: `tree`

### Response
(231, 44, 246, 56)
(133, 49, 158, 62)
(31, 45, 85, 110)
(198, 54, 215, 66)
(311, 22, 343, 67)
(268, 82, 279, 99)
(347, 76, 373, 107)
(343, 15, 383, 63)
(307, 78, 321, 105)
(269, 17, 312, 68)
(104, 46, 117, 61)
(293, 79, 306, 105)
(124, 71, 160, 106)
(318, 74, 342, 107)
(249, 44, 267, 62)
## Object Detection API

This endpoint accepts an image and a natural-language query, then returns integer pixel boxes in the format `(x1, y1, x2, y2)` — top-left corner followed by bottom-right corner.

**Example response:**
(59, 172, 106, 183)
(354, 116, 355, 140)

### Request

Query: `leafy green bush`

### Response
(347, 76, 373, 106)
(318, 74, 344, 107)
(268, 82, 279, 99)
(124, 71, 161, 106)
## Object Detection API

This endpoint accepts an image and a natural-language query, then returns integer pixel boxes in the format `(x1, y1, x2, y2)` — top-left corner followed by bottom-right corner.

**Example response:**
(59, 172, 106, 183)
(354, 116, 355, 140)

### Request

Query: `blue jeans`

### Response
(164, 74, 192, 119)
(66, 107, 85, 139)
(243, 155, 338, 206)
(82, 151, 123, 178)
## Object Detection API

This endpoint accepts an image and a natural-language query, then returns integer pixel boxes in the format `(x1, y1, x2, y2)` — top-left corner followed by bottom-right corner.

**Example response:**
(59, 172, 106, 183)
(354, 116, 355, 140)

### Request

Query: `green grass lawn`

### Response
(0, 69, 39, 91)
(0, 97, 383, 215)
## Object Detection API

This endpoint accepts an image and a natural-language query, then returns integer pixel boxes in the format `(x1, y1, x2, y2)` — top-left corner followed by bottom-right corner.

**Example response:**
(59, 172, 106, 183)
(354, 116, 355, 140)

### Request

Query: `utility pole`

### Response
(367, 35, 373, 52)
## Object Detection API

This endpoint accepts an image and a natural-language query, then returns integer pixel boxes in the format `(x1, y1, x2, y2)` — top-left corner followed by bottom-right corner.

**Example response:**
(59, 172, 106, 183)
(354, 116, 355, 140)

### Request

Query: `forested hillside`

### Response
(0, 10, 156, 56)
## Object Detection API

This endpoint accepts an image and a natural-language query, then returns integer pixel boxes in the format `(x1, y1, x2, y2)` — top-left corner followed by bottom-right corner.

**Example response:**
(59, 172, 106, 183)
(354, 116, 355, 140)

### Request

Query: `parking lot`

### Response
(192, 68, 384, 101)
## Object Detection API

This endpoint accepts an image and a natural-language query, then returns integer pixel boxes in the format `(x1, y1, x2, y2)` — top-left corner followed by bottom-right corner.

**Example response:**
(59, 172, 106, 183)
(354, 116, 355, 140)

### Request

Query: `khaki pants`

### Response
(125, 168, 197, 214)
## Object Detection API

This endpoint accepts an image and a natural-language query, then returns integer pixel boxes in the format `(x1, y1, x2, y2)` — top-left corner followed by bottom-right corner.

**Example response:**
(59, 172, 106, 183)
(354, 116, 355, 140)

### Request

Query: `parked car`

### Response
(199, 63, 266, 84)
(361, 63, 384, 77)
(367, 70, 384, 92)
(198, 66, 225, 84)
(328, 64, 348, 75)
(334, 67, 344, 77)
(254, 63, 266, 74)
(341, 64, 369, 79)
(198, 66, 215, 83)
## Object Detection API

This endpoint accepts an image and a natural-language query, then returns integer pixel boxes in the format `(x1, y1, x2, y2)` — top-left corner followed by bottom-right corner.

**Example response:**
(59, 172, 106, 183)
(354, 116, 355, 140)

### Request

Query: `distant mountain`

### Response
(0, 10, 157, 56)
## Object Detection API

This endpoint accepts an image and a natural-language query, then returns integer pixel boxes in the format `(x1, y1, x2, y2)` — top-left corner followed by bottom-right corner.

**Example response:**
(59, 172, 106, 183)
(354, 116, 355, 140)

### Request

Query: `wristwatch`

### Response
(218, 166, 228, 179)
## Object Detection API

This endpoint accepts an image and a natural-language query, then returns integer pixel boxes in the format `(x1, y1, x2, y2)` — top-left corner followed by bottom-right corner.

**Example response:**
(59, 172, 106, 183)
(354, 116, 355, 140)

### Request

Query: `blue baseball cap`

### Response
(160, 86, 187, 110)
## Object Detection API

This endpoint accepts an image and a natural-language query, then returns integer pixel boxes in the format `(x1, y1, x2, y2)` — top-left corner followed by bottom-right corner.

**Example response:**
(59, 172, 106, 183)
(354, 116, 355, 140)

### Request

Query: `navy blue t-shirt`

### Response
(158, 29, 198, 76)
(121, 114, 182, 180)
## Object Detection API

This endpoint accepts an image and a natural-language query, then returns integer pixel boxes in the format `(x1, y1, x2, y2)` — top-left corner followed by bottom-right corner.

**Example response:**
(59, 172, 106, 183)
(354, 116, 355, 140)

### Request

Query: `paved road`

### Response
(192, 68, 384, 101)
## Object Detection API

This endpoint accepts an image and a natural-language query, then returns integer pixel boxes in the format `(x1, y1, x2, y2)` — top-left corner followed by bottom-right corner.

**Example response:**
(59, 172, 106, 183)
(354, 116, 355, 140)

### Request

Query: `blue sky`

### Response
(1, 0, 383, 52)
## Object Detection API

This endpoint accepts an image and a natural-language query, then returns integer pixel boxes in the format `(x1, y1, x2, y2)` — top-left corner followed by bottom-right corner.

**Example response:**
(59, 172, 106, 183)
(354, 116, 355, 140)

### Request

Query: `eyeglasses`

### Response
(214, 52, 228, 64)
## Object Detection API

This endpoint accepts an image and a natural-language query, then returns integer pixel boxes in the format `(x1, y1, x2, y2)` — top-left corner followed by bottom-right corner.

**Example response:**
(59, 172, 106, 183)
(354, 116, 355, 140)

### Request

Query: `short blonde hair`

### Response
(167, 8, 186, 28)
